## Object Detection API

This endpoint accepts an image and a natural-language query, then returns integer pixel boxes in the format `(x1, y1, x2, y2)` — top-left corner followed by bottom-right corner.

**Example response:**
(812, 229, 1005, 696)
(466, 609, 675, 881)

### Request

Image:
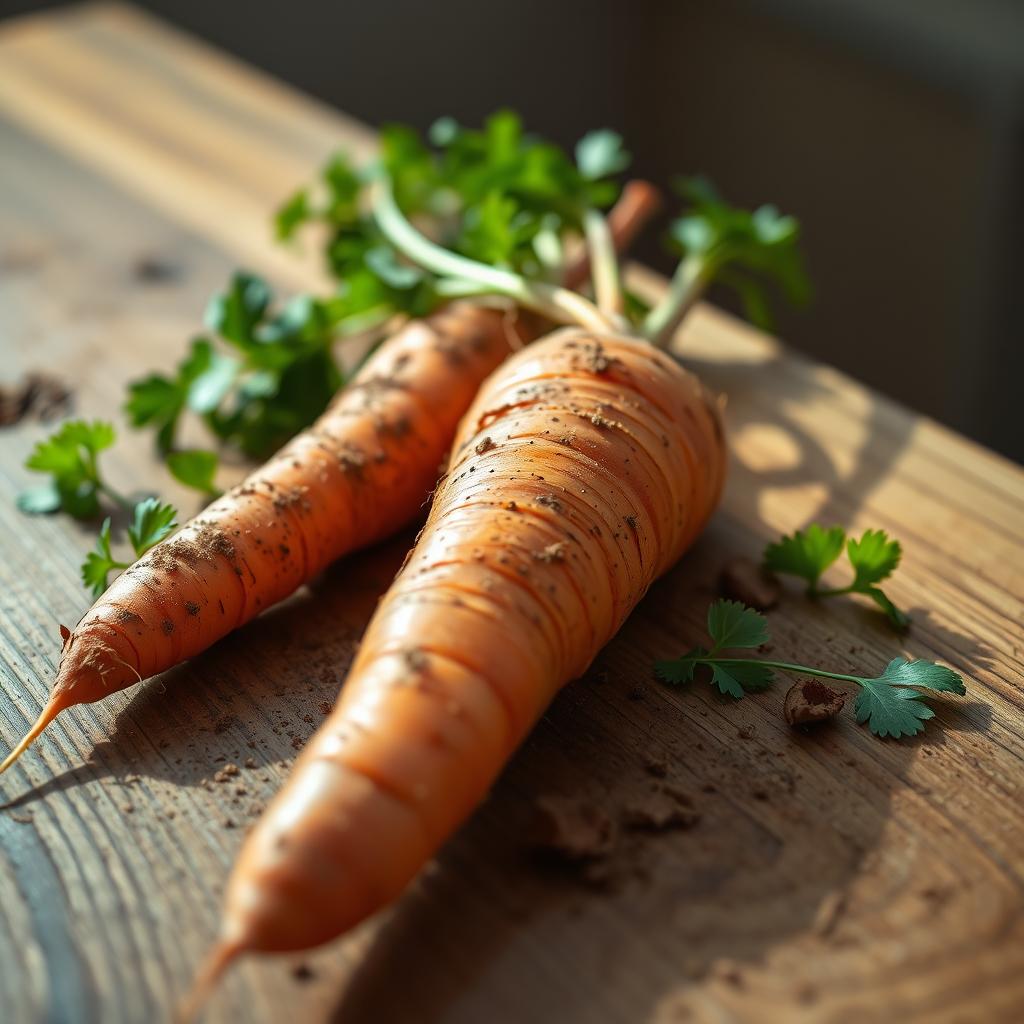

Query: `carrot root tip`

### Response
(0, 698, 62, 777)
(177, 937, 245, 1023)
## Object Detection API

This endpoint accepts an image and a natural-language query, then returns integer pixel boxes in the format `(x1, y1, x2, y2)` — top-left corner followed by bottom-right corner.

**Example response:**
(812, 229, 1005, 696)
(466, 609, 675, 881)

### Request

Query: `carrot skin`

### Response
(45, 304, 532, 714)
(215, 328, 727, 957)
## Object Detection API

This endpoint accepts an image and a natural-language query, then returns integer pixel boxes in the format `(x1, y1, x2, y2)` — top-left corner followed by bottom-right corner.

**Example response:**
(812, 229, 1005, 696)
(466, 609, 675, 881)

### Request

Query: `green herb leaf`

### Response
(876, 657, 966, 695)
(167, 450, 219, 494)
(711, 661, 775, 698)
(16, 482, 62, 515)
(576, 129, 631, 181)
(853, 679, 934, 739)
(655, 601, 964, 740)
(764, 524, 846, 591)
(23, 419, 117, 519)
(864, 586, 911, 631)
(127, 497, 178, 557)
(847, 529, 901, 588)
(81, 518, 124, 597)
(275, 188, 311, 241)
(655, 647, 706, 686)
(707, 599, 770, 652)
(670, 177, 810, 323)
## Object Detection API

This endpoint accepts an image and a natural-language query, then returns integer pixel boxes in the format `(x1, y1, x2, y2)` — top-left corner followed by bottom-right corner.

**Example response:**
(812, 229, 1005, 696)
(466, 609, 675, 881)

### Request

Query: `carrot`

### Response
(185, 326, 725, 1006)
(0, 182, 659, 777)
(183, 178, 806, 1013)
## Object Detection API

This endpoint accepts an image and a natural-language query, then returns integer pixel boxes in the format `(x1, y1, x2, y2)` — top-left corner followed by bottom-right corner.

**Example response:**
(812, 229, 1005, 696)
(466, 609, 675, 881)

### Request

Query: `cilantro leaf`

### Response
(853, 679, 934, 739)
(127, 498, 178, 557)
(655, 600, 965, 740)
(22, 419, 118, 519)
(876, 657, 966, 695)
(167, 450, 219, 494)
(847, 529, 901, 588)
(711, 661, 775, 698)
(763, 524, 846, 591)
(655, 647, 706, 686)
(81, 518, 125, 597)
(707, 599, 769, 651)
(764, 524, 910, 630)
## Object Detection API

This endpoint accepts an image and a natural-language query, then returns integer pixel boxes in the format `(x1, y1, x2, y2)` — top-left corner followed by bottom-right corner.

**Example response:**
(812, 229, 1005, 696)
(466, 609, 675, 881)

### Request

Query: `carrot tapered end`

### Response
(177, 937, 245, 1023)
(0, 697, 63, 777)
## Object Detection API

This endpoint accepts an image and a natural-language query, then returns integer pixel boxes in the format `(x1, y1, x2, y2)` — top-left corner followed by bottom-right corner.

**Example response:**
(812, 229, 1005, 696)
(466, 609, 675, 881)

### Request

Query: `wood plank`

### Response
(0, 5, 1022, 1024)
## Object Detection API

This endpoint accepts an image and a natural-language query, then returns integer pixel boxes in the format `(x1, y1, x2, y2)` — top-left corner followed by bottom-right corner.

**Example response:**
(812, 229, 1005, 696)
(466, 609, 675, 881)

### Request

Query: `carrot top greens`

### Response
(123, 113, 632, 476)
(656, 600, 964, 739)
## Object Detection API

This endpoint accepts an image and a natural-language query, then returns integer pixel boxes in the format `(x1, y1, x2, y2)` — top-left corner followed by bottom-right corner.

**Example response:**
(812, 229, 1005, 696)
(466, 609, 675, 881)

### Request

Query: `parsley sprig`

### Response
(125, 273, 346, 463)
(764, 525, 909, 630)
(656, 600, 965, 739)
(82, 498, 178, 597)
(17, 420, 123, 518)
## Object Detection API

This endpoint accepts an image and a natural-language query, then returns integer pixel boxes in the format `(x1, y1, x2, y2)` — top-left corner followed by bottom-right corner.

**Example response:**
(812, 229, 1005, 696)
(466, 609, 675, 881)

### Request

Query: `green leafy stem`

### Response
(764, 524, 909, 630)
(656, 600, 965, 739)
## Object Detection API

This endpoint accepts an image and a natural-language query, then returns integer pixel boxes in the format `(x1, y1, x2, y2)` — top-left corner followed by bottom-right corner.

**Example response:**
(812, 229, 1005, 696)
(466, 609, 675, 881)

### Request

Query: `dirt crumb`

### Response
(291, 963, 316, 982)
(133, 255, 181, 282)
(533, 542, 566, 564)
(0, 372, 72, 426)
(813, 890, 846, 938)
(622, 787, 699, 831)
(719, 557, 780, 610)
(474, 436, 496, 455)
(533, 796, 614, 861)
(213, 715, 236, 735)
(318, 701, 333, 716)
(244, 757, 258, 769)
(291, 736, 305, 751)
(784, 680, 846, 726)
(213, 763, 240, 783)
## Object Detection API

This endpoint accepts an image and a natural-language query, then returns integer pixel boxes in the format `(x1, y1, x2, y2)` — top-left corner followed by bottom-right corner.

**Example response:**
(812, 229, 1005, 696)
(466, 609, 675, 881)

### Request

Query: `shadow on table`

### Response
(0, 344, 945, 1021)
(687, 346, 915, 531)
(0, 532, 415, 809)
(322, 537, 929, 1024)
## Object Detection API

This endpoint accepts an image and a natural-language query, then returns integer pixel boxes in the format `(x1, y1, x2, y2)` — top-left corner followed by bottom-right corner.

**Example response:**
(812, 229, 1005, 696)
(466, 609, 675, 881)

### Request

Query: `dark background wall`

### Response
(3, 0, 1022, 461)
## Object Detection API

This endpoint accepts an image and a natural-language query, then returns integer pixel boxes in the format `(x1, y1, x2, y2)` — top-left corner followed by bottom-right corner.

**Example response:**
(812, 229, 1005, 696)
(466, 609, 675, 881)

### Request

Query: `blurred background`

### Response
(2, 0, 1022, 461)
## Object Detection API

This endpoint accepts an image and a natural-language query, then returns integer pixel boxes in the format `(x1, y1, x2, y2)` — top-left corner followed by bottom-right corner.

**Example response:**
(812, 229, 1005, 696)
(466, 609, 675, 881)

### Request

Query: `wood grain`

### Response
(0, 4, 1022, 1023)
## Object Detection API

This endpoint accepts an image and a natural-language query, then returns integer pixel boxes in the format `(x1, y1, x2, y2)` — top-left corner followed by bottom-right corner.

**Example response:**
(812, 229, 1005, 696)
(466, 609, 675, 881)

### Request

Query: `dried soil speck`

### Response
(533, 796, 614, 861)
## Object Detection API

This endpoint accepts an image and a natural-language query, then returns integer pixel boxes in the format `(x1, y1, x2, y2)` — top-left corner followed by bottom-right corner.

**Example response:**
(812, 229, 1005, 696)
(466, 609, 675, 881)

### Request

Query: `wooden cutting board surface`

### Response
(0, 4, 1022, 1022)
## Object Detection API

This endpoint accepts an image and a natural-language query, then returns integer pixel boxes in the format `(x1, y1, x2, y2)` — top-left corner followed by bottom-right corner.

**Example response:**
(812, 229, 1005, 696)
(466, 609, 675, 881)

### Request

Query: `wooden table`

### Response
(1, 5, 1022, 1022)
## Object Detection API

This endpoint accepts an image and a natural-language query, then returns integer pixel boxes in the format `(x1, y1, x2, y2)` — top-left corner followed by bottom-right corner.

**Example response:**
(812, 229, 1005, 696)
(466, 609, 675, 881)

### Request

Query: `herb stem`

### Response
(532, 227, 565, 281)
(98, 482, 132, 510)
(373, 179, 615, 334)
(699, 656, 862, 685)
(582, 208, 625, 321)
(643, 254, 710, 347)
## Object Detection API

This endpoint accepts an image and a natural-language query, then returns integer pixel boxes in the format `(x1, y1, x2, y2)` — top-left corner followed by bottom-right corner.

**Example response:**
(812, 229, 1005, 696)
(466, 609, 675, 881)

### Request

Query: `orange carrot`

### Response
(184, 326, 725, 1007)
(0, 183, 659, 777)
